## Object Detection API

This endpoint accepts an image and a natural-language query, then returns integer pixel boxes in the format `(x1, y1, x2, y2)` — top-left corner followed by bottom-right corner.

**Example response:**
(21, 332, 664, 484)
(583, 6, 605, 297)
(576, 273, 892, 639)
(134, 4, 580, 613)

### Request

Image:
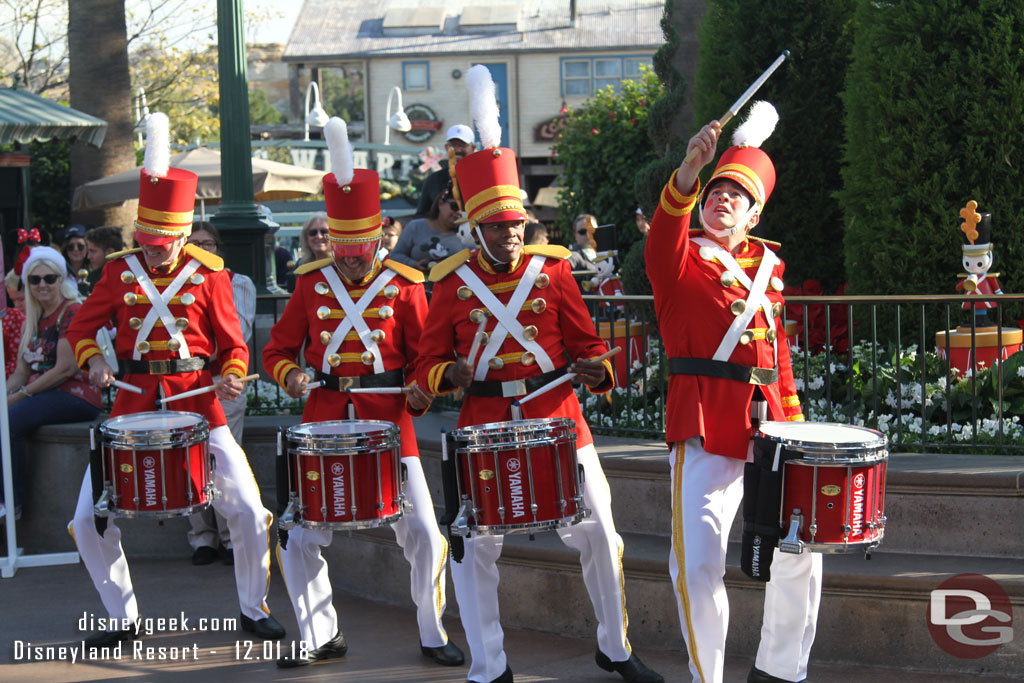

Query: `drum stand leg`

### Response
(779, 510, 805, 554)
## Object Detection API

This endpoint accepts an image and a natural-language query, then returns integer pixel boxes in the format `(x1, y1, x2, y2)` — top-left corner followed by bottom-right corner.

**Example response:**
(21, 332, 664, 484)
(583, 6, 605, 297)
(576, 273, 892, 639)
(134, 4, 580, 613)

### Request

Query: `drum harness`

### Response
(454, 256, 567, 398)
(667, 238, 779, 388)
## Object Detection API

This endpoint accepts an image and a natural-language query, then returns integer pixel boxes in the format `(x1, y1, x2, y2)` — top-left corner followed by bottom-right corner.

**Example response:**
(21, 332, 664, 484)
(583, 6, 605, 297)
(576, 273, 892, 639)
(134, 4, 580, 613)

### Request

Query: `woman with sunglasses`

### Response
(61, 224, 90, 286)
(3, 246, 101, 521)
(286, 213, 332, 291)
(389, 186, 467, 274)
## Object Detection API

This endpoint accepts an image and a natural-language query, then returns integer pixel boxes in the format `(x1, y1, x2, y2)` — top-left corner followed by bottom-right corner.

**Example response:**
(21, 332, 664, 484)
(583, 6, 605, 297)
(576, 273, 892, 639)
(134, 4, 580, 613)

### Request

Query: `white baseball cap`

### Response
(446, 124, 475, 144)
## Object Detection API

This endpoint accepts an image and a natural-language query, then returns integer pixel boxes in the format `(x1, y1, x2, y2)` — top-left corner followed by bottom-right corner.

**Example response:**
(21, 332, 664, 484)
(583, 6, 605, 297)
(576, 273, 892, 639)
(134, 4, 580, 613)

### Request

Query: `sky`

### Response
(244, 0, 303, 45)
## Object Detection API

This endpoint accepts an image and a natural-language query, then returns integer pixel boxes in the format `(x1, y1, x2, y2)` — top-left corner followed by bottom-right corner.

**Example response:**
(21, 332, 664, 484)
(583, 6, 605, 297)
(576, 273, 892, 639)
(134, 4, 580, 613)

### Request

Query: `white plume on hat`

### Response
(732, 101, 778, 149)
(143, 112, 170, 178)
(467, 64, 501, 149)
(325, 117, 354, 187)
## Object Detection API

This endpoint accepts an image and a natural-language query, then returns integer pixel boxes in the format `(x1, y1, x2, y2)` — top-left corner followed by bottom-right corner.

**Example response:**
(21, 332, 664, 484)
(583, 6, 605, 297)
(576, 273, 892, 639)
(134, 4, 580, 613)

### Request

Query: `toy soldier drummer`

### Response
(955, 201, 1003, 328)
(65, 112, 286, 645)
(416, 64, 664, 683)
(262, 117, 465, 668)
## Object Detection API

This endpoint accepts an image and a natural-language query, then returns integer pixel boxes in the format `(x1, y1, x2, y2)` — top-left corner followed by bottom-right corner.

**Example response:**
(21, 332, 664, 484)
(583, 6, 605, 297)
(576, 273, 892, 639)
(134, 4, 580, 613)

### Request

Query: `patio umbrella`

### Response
(71, 146, 326, 210)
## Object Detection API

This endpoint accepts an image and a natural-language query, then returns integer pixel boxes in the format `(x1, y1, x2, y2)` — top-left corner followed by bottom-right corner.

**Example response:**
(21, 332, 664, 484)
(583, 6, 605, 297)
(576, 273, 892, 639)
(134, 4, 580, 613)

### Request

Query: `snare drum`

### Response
(449, 418, 588, 536)
(99, 411, 212, 518)
(285, 420, 404, 530)
(758, 421, 888, 553)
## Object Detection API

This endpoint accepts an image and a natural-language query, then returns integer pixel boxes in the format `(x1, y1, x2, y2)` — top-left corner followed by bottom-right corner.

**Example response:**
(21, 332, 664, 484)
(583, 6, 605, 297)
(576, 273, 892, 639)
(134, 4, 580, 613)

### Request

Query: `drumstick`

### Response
(466, 313, 490, 371)
(156, 374, 259, 405)
(345, 386, 413, 394)
(513, 347, 622, 408)
(111, 379, 146, 395)
(683, 50, 790, 164)
(305, 381, 324, 391)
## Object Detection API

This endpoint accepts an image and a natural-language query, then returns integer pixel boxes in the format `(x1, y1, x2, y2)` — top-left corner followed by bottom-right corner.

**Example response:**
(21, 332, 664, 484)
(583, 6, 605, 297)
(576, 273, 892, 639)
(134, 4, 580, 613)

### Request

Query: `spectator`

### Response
(61, 224, 90, 284)
(635, 207, 651, 236)
(82, 226, 125, 296)
(568, 214, 601, 284)
(3, 247, 101, 521)
(524, 222, 549, 246)
(288, 213, 331, 290)
(390, 186, 466, 273)
(185, 222, 256, 566)
(381, 217, 403, 252)
(414, 124, 476, 218)
(4, 268, 25, 378)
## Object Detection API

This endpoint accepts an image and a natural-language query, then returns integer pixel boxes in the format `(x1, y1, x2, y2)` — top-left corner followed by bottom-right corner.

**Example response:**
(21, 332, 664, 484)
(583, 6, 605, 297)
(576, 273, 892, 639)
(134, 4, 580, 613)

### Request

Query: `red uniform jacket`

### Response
(66, 246, 247, 427)
(956, 273, 1001, 310)
(417, 246, 614, 449)
(646, 171, 803, 460)
(262, 258, 427, 457)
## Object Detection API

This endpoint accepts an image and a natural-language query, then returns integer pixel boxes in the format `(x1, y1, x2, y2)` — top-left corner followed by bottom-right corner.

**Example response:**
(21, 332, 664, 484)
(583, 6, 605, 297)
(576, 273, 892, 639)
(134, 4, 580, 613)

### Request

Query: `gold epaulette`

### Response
(105, 247, 142, 261)
(749, 235, 782, 250)
(293, 257, 334, 276)
(524, 245, 571, 260)
(384, 259, 426, 284)
(429, 249, 472, 282)
(182, 243, 224, 271)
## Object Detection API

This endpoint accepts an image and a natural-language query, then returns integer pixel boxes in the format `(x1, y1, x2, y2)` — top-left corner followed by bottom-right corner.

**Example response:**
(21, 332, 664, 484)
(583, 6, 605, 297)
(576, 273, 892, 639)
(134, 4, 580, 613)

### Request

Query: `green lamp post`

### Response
(211, 0, 284, 294)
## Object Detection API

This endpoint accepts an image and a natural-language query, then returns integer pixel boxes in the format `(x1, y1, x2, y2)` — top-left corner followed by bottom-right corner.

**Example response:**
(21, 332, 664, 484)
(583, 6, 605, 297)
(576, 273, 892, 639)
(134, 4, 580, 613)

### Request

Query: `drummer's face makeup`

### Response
(702, 179, 757, 234)
(333, 237, 380, 281)
(479, 220, 525, 265)
(141, 237, 184, 270)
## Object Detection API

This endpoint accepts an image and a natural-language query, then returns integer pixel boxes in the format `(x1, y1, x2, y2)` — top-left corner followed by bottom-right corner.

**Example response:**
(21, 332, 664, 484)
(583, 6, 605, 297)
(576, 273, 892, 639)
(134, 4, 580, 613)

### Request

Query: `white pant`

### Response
(69, 425, 274, 622)
(277, 456, 450, 650)
(453, 444, 632, 683)
(669, 438, 822, 683)
(187, 390, 246, 550)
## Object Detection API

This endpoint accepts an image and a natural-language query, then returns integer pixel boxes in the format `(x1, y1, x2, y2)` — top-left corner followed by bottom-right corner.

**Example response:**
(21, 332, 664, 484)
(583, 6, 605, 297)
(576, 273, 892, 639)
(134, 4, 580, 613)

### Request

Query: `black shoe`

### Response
(221, 546, 234, 566)
(239, 613, 286, 640)
(748, 667, 806, 683)
(83, 628, 137, 648)
(191, 546, 218, 565)
(421, 640, 465, 666)
(277, 631, 347, 668)
(469, 665, 513, 683)
(595, 650, 665, 683)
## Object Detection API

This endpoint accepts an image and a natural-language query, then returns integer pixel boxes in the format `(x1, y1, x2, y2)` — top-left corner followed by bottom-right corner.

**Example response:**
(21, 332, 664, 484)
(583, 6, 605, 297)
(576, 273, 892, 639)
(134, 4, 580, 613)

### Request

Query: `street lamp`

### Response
(133, 86, 150, 148)
(384, 85, 411, 145)
(304, 80, 329, 141)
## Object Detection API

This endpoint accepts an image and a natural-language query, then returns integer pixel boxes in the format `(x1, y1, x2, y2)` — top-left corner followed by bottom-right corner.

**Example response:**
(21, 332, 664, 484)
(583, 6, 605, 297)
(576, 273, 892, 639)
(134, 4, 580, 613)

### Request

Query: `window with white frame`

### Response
(561, 55, 651, 96)
(403, 61, 429, 91)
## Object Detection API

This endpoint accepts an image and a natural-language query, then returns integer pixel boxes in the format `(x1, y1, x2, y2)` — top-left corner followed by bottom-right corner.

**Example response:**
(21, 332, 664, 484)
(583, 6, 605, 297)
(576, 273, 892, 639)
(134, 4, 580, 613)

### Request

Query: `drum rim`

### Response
(100, 410, 209, 447)
(287, 419, 400, 453)
(757, 420, 888, 453)
(452, 417, 576, 450)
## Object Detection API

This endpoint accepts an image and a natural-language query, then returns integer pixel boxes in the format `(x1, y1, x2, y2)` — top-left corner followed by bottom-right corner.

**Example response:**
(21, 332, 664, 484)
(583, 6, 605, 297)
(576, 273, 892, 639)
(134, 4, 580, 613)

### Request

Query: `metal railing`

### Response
(242, 292, 1024, 455)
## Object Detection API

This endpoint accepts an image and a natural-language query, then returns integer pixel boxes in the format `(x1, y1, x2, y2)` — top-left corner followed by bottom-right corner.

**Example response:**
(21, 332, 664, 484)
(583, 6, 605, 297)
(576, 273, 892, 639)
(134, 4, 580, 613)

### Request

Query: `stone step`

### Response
(323, 526, 1024, 677)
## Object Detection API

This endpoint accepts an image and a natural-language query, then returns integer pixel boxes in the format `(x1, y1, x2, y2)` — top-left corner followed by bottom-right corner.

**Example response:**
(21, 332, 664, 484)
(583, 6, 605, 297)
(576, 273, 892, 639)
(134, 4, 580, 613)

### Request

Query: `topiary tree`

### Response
(840, 0, 1024, 335)
(552, 67, 664, 256)
(692, 0, 856, 291)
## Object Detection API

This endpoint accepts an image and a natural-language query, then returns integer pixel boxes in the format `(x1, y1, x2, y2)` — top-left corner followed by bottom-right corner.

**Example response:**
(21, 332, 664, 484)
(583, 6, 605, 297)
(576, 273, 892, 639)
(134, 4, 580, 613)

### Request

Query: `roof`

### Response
(284, 0, 664, 61)
(0, 88, 107, 148)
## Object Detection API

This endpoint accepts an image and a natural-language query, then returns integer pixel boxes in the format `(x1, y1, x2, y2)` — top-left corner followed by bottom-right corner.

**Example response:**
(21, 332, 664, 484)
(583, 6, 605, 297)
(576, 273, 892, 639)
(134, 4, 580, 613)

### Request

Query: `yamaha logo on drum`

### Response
(332, 462, 347, 517)
(141, 456, 157, 507)
(851, 472, 866, 537)
(506, 457, 525, 518)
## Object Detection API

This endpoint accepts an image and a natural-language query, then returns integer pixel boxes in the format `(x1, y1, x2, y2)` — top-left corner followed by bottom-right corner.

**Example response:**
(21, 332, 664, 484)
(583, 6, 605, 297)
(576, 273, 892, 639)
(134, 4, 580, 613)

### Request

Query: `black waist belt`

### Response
(668, 357, 778, 386)
(121, 357, 209, 375)
(314, 368, 405, 391)
(466, 366, 568, 399)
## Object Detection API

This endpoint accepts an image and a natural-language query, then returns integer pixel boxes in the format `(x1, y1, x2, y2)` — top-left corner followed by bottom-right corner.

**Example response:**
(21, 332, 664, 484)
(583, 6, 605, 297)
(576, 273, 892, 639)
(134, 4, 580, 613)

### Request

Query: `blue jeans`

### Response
(4, 390, 100, 509)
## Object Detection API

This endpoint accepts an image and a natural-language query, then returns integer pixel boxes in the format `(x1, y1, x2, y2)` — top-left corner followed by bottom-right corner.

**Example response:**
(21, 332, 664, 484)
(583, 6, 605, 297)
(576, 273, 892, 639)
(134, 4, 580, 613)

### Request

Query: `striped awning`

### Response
(0, 88, 107, 148)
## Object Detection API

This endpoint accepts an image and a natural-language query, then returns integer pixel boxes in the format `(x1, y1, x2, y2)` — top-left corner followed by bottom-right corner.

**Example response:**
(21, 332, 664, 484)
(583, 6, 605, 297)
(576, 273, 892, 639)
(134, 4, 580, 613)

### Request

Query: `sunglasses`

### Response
(577, 229, 590, 235)
(447, 201, 460, 211)
(309, 229, 329, 237)
(66, 242, 86, 251)
(28, 273, 60, 285)
(190, 240, 218, 251)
